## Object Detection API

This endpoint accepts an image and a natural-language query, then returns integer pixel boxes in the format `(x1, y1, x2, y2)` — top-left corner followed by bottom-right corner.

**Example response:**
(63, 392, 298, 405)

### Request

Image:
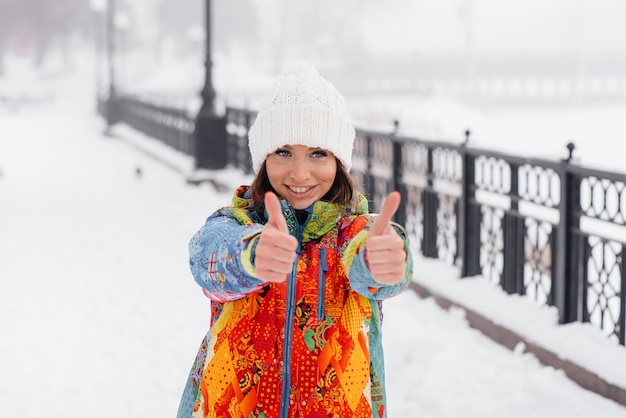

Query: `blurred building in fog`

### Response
(2, 0, 625, 104)
(131, 0, 626, 104)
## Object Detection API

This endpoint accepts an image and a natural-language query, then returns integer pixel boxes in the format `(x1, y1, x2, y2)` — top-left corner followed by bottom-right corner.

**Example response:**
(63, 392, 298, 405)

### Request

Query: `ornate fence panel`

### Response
(353, 130, 395, 211)
(567, 167, 626, 344)
(465, 152, 563, 305)
(431, 145, 463, 265)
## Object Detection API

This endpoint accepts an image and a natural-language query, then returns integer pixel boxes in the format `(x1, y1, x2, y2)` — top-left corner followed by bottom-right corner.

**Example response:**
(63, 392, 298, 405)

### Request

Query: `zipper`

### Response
(317, 247, 328, 321)
(279, 209, 307, 418)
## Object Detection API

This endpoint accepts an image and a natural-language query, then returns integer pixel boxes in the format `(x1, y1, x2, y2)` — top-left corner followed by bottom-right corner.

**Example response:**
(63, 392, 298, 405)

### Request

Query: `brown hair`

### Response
(249, 159, 357, 214)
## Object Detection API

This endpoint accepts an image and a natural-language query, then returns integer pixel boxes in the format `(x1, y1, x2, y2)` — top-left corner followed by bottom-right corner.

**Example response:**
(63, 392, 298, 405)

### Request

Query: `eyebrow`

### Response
(278, 145, 325, 151)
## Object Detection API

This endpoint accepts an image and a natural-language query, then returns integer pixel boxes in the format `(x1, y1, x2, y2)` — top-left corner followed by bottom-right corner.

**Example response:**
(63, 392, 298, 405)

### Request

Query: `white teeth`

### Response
(289, 186, 309, 193)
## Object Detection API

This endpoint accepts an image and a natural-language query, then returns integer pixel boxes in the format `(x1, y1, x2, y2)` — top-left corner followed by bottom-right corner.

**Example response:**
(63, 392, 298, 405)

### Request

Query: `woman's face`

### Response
(265, 144, 337, 210)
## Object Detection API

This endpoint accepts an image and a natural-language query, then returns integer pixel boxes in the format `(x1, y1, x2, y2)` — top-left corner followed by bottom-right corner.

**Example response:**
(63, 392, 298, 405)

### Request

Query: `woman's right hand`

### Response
(254, 192, 299, 283)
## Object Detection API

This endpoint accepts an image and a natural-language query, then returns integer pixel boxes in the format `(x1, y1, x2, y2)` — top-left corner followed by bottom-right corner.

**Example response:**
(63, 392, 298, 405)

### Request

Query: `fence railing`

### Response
(100, 97, 626, 346)
(98, 93, 196, 156)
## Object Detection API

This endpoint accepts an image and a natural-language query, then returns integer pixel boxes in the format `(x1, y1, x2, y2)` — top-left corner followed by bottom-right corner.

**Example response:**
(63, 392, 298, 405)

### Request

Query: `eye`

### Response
(274, 149, 291, 157)
(311, 150, 328, 158)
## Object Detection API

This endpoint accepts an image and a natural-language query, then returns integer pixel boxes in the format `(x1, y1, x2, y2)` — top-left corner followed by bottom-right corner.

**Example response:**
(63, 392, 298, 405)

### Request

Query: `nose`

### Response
(288, 158, 311, 182)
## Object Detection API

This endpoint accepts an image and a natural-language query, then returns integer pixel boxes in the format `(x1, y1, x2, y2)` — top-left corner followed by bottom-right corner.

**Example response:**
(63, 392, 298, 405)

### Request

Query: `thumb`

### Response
(369, 191, 401, 236)
(264, 191, 289, 233)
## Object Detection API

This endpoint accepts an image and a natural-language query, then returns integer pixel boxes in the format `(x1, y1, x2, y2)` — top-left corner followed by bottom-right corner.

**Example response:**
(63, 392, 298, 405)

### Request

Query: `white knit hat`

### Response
(248, 61, 356, 173)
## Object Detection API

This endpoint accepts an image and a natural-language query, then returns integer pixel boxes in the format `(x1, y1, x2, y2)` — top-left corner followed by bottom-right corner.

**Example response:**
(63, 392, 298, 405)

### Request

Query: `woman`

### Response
(178, 62, 413, 418)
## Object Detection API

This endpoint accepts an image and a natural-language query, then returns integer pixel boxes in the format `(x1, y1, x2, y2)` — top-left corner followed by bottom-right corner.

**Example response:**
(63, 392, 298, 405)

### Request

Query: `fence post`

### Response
(580, 238, 591, 324)
(501, 163, 525, 294)
(422, 146, 438, 258)
(194, 110, 227, 169)
(460, 151, 481, 277)
(555, 144, 583, 324)
(364, 134, 375, 209)
(194, 0, 227, 169)
(392, 139, 407, 226)
(243, 111, 254, 174)
(618, 244, 626, 345)
(104, 0, 119, 130)
(106, 94, 120, 128)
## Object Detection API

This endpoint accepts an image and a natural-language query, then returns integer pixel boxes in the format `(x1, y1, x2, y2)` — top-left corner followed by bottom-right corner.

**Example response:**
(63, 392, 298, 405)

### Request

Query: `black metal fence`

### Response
(100, 97, 626, 346)
(98, 94, 196, 156)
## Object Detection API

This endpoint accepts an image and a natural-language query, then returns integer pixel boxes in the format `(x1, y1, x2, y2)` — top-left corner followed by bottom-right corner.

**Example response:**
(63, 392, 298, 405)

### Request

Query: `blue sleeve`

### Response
(341, 225, 413, 300)
(189, 213, 265, 302)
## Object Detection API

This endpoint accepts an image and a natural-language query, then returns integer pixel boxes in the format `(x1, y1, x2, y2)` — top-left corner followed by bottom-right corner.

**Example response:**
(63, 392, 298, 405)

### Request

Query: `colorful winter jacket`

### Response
(178, 186, 413, 418)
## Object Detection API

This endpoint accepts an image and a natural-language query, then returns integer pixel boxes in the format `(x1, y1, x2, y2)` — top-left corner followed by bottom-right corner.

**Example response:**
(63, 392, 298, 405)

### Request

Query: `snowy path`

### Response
(1, 75, 626, 417)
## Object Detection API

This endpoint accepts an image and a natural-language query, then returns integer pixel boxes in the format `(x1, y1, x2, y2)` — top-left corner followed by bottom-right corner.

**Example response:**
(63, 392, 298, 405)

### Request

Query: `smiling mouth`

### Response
(287, 186, 314, 194)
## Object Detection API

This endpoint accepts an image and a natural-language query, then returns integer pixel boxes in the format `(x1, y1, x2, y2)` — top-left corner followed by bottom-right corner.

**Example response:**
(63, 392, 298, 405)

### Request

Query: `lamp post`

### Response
(194, 0, 227, 169)
(89, 0, 106, 113)
(199, 0, 216, 115)
(105, 0, 118, 128)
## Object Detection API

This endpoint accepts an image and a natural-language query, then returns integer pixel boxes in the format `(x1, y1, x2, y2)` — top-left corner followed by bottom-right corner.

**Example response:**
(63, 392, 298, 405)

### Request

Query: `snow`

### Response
(2, 56, 626, 417)
(414, 258, 626, 391)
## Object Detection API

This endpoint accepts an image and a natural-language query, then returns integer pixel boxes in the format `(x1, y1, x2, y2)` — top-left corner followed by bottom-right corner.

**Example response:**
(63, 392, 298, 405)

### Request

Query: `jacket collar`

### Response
(231, 186, 369, 242)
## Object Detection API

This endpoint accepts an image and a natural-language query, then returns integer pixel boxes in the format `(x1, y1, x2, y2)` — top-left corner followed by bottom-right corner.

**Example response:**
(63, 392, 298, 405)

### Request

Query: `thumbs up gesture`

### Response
(366, 191, 407, 285)
(255, 192, 299, 283)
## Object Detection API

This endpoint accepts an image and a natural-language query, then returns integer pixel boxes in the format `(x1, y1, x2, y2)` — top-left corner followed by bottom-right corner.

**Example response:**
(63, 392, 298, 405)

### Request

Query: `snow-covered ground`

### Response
(2, 58, 626, 417)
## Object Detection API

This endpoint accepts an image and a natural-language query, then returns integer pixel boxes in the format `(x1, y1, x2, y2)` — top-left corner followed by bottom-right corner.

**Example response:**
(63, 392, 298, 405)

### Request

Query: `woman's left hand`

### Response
(365, 191, 407, 285)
